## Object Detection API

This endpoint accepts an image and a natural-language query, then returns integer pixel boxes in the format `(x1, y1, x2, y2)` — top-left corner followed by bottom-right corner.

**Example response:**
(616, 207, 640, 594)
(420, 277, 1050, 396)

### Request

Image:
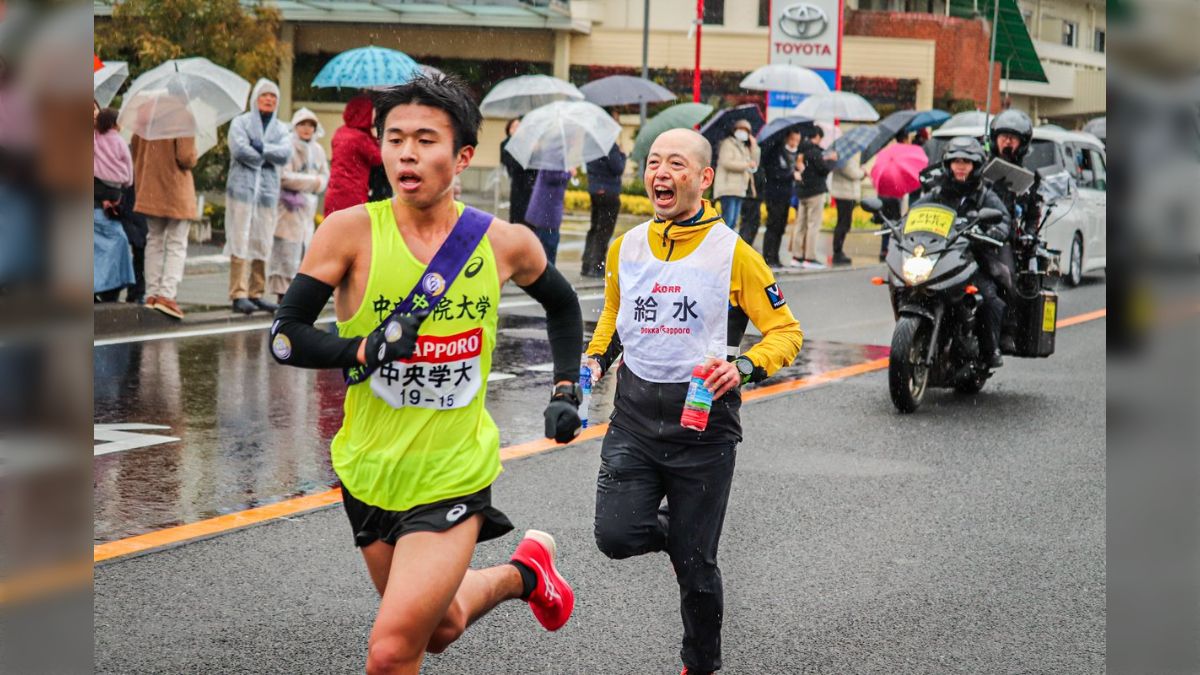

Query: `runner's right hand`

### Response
(544, 384, 582, 444)
(359, 314, 421, 368)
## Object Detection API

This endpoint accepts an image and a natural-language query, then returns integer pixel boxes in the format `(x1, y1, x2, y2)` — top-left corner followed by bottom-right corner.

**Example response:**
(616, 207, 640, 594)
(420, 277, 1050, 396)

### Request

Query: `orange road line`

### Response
(94, 308, 1108, 564)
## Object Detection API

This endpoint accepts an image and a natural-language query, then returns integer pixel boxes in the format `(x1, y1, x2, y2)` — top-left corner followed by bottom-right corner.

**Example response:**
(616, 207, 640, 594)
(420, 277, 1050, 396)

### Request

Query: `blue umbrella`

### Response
(830, 125, 876, 168)
(905, 109, 950, 132)
(312, 46, 422, 89)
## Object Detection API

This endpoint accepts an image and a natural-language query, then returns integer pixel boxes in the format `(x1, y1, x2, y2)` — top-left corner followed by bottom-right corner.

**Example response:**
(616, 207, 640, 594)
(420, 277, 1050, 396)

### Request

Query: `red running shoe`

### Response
(511, 530, 574, 631)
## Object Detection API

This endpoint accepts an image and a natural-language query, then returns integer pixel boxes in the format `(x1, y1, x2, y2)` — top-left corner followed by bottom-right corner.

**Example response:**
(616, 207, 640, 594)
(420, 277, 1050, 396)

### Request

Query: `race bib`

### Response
(369, 328, 484, 410)
(904, 206, 956, 238)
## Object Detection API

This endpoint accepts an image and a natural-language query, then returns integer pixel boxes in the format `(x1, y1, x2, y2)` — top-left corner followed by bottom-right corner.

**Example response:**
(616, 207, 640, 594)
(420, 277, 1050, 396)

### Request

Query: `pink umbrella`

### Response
(869, 143, 929, 198)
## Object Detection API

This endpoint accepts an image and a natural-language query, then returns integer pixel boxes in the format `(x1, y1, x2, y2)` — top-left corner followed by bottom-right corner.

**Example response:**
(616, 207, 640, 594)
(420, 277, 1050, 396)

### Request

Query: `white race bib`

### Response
(370, 328, 484, 410)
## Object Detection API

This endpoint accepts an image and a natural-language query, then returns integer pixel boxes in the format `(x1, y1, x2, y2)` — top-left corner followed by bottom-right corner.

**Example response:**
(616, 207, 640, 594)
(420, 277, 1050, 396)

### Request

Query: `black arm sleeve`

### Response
(590, 332, 623, 377)
(518, 264, 583, 384)
(269, 273, 363, 369)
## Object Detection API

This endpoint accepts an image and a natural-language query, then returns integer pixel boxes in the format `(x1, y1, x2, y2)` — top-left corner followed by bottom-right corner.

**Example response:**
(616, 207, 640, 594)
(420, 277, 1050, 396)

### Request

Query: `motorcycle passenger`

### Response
(912, 137, 1011, 368)
(988, 109, 1041, 352)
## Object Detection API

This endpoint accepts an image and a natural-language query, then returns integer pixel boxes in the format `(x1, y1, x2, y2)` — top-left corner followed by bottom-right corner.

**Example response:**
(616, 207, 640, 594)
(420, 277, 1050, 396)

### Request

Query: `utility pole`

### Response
(641, 0, 650, 127)
(983, 0, 1000, 132)
(693, 0, 703, 102)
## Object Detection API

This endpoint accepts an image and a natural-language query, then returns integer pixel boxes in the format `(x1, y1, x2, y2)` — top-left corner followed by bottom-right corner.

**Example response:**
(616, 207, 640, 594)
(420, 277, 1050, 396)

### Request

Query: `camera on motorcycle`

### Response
(860, 197, 883, 214)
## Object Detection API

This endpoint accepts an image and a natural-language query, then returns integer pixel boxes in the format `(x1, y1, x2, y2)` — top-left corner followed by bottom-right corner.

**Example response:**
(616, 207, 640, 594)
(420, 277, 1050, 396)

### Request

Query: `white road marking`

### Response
(94, 293, 607, 346)
(94, 423, 180, 457)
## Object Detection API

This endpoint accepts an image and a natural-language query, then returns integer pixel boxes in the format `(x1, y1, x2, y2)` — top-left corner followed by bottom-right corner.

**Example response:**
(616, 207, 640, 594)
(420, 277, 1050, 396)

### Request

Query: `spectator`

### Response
(875, 130, 912, 261)
(713, 119, 759, 229)
(268, 108, 329, 303)
(130, 117, 197, 320)
(789, 127, 836, 269)
(755, 129, 803, 266)
(739, 162, 766, 247)
(500, 117, 537, 226)
(524, 168, 571, 265)
(93, 107, 135, 302)
(582, 139, 626, 278)
(225, 78, 292, 315)
(119, 184, 148, 304)
(828, 149, 865, 266)
(324, 94, 381, 216)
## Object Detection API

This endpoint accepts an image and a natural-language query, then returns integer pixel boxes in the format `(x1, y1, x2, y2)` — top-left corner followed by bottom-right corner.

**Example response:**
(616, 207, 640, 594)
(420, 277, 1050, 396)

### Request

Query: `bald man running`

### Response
(585, 129, 803, 674)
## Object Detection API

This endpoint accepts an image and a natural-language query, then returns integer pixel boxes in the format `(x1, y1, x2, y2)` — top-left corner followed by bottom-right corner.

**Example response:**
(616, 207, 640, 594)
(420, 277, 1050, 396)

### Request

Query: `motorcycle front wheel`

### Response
(889, 315, 930, 413)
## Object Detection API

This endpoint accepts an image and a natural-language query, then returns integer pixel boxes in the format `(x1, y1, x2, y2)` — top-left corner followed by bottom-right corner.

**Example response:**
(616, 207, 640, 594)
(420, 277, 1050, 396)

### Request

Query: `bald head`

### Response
(652, 128, 712, 170)
(644, 128, 716, 221)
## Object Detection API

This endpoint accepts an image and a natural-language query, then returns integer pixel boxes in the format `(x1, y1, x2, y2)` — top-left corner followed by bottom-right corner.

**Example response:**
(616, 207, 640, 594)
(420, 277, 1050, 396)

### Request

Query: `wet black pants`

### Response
(582, 190, 621, 277)
(761, 199, 791, 266)
(971, 272, 1006, 356)
(594, 426, 737, 673)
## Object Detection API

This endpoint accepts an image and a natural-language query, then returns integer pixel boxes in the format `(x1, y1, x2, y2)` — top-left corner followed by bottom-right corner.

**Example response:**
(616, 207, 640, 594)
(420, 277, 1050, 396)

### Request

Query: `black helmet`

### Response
(940, 135, 988, 190)
(989, 109, 1034, 162)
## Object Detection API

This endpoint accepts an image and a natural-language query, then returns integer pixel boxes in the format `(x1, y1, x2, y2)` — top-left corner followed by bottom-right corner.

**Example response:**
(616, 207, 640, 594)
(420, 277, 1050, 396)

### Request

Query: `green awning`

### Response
(950, 0, 1048, 83)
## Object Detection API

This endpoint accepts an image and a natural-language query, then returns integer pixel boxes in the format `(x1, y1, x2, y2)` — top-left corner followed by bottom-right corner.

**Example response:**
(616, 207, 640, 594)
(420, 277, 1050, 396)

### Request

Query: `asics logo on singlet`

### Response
(464, 256, 484, 278)
(445, 504, 468, 522)
(528, 558, 559, 601)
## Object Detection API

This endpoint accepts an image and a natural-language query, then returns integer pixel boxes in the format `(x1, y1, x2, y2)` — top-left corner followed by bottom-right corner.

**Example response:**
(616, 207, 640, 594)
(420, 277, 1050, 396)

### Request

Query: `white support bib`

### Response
(616, 222, 737, 383)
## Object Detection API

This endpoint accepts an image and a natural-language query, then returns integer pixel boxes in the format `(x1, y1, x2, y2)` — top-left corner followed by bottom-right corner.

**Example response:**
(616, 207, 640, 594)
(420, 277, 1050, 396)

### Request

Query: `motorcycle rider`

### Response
(911, 136, 1011, 368)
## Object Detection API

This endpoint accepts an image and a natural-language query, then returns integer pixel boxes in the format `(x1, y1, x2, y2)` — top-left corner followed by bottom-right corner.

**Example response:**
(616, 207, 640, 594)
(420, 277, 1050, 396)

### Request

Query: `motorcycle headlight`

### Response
(901, 254, 936, 285)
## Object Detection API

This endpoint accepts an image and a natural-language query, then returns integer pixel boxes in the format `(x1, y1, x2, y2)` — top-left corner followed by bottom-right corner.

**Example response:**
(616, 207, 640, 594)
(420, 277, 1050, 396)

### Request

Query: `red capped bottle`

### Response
(680, 360, 715, 432)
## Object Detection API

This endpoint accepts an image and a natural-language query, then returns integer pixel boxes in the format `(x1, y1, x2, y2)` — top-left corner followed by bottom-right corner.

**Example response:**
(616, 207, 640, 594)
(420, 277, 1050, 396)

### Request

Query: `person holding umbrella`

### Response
(828, 146, 865, 266)
(789, 127, 837, 268)
(713, 119, 759, 231)
(869, 131, 926, 261)
(225, 79, 293, 315)
(499, 118, 537, 227)
(758, 128, 804, 265)
(582, 127, 627, 278)
(325, 94, 383, 217)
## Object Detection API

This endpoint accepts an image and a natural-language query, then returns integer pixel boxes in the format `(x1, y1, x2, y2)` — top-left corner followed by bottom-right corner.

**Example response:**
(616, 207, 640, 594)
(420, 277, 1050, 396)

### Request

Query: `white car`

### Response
(929, 125, 1107, 286)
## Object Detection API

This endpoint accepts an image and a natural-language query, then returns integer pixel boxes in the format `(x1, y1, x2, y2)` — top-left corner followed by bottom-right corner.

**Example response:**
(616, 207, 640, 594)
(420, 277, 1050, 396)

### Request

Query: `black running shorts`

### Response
(341, 485, 514, 547)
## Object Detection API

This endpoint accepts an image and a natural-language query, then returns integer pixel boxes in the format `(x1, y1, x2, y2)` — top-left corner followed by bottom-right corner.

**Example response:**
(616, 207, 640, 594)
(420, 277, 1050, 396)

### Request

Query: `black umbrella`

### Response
(579, 75, 676, 107)
(860, 110, 921, 163)
(698, 104, 766, 164)
(755, 115, 816, 152)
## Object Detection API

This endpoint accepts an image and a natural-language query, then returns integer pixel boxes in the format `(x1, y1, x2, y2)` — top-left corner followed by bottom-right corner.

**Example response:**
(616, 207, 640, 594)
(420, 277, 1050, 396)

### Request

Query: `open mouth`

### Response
(652, 185, 676, 208)
(397, 170, 422, 191)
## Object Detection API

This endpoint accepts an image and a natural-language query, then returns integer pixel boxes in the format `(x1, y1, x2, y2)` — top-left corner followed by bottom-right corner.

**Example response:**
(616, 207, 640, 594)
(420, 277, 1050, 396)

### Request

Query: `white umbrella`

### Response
(93, 60, 128, 107)
(479, 75, 584, 118)
(503, 100, 621, 171)
(739, 64, 830, 95)
(795, 91, 879, 122)
(118, 57, 251, 157)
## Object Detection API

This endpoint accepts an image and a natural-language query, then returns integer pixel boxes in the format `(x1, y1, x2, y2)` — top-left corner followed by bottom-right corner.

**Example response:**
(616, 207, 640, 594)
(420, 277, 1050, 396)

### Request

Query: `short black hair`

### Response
(95, 107, 119, 134)
(373, 74, 481, 152)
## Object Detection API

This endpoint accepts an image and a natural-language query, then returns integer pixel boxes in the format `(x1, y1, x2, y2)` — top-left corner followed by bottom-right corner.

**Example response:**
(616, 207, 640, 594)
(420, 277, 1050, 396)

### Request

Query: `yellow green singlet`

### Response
(331, 200, 501, 511)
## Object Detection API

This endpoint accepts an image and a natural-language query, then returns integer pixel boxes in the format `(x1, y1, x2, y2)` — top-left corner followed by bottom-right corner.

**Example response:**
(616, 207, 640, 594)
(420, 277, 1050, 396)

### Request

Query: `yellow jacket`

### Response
(587, 201, 803, 376)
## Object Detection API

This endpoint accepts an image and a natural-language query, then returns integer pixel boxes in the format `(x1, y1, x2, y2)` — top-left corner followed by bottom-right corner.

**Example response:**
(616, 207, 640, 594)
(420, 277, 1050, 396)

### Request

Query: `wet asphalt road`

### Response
(94, 270, 1107, 673)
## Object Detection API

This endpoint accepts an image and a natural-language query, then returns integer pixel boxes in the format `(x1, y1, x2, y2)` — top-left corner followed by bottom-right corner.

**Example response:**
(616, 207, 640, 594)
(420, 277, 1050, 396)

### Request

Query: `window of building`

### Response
(704, 0, 724, 25)
(1062, 20, 1078, 47)
(1094, 29, 1106, 52)
(759, 0, 770, 26)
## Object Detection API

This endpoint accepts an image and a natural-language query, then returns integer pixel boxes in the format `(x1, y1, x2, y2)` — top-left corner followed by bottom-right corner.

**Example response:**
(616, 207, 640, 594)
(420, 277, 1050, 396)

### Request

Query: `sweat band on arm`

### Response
(518, 264, 583, 384)
(269, 273, 362, 369)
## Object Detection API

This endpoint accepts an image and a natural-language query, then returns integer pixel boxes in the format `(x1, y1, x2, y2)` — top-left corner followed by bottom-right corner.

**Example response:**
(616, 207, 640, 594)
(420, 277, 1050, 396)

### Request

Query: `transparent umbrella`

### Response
(504, 101, 621, 171)
(118, 57, 250, 157)
(795, 91, 879, 122)
(479, 75, 583, 119)
(93, 60, 128, 107)
(739, 64, 830, 95)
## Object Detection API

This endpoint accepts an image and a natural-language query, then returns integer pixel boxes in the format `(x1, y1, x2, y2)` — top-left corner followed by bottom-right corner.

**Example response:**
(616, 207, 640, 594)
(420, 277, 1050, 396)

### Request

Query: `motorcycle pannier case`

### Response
(1014, 289, 1057, 357)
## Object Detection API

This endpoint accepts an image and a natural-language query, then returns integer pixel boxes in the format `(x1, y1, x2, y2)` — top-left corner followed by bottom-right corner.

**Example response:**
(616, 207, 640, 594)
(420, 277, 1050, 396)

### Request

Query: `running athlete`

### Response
(269, 75, 583, 675)
(586, 129, 803, 675)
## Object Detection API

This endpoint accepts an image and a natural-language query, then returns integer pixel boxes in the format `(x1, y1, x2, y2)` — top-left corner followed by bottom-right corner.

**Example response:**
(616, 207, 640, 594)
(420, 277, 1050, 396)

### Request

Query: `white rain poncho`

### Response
(223, 78, 293, 261)
(267, 108, 329, 295)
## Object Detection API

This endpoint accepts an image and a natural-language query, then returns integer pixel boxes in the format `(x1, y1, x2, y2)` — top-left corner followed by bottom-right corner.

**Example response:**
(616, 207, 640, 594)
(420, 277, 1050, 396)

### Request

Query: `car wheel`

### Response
(1066, 232, 1084, 287)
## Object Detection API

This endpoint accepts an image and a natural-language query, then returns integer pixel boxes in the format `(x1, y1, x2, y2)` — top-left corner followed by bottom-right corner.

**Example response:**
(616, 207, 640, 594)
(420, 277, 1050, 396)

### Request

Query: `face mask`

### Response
(785, 143, 799, 153)
(734, 130, 749, 142)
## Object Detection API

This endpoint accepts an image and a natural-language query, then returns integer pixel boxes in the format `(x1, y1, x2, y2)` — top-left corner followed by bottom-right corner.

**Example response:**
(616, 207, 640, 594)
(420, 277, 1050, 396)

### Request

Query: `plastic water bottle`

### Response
(680, 359, 715, 432)
(579, 356, 593, 429)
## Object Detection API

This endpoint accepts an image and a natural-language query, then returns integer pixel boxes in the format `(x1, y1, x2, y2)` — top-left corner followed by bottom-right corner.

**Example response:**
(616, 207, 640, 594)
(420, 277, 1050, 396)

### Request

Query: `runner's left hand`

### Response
(544, 384, 582, 443)
(703, 357, 741, 400)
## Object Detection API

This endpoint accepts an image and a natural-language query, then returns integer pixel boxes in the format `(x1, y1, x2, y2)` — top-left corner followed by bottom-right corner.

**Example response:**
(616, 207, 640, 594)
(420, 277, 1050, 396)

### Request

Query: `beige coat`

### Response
(275, 134, 329, 244)
(713, 136, 761, 199)
(828, 152, 865, 202)
(131, 135, 198, 220)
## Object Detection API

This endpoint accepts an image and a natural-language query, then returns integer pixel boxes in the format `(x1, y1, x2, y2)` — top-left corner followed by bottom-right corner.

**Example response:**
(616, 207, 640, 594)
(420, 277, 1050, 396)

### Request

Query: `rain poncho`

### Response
(224, 79, 292, 261)
(324, 95, 381, 216)
(268, 108, 329, 295)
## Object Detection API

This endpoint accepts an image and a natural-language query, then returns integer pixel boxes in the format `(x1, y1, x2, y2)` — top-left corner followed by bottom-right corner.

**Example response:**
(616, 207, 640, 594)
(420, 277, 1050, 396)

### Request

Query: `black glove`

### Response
(362, 314, 421, 371)
(985, 226, 1007, 243)
(249, 138, 264, 154)
(544, 384, 581, 444)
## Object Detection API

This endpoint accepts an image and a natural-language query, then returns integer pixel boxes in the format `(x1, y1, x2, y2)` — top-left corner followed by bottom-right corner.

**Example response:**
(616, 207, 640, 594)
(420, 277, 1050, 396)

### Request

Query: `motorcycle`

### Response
(863, 197, 1009, 413)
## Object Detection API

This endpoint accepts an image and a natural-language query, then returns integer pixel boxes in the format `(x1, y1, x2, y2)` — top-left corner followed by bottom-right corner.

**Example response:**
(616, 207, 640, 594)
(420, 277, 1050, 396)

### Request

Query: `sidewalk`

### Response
(94, 196, 884, 338)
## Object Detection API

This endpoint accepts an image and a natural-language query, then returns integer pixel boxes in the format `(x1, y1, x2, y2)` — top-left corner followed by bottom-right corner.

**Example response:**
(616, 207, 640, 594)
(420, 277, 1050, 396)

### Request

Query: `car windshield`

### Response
(1024, 140, 1060, 171)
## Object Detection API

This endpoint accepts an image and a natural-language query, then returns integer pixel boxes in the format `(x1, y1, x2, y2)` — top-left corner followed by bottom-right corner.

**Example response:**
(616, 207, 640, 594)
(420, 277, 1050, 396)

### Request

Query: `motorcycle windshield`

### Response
(902, 205, 957, 239)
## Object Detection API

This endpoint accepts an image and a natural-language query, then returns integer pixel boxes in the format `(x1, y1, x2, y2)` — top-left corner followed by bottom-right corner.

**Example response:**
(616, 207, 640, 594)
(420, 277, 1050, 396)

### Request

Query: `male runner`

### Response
(586, 129, 803, 674)
(270, 75, 583, 674)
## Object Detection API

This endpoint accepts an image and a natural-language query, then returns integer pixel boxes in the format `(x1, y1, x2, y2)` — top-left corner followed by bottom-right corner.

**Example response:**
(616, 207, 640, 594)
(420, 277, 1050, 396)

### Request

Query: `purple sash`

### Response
(344, 206, 493, 385)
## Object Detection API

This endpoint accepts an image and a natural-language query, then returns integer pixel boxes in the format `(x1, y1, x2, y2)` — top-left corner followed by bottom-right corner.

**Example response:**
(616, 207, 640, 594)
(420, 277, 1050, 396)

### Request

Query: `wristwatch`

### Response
(551, 382, 582, 406)
(734, 356, 755, 385)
